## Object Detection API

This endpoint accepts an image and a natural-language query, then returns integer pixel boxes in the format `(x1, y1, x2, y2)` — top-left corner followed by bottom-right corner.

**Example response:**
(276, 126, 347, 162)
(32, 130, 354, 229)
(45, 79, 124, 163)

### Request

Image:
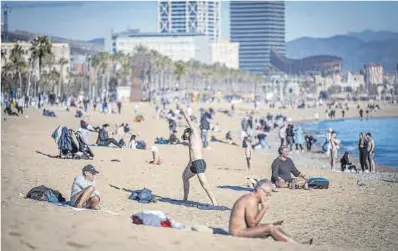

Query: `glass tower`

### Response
(230, 1, 285, 74)
(158, 0, 221, 41)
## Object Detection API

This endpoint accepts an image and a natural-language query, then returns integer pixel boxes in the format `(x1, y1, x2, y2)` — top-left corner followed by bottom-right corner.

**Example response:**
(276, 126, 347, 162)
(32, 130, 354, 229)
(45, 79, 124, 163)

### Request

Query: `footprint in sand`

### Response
(66, 241, 89, 249)
(9, 232, 22, 237)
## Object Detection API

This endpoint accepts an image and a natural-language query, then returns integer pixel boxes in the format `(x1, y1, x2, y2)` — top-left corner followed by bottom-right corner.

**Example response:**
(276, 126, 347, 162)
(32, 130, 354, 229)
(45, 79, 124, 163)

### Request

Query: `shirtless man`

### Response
(229, 179, 312, 243)
(330, 131, 339, 171)
(366, 133, 375, 172)
(181, 109, 218, 206)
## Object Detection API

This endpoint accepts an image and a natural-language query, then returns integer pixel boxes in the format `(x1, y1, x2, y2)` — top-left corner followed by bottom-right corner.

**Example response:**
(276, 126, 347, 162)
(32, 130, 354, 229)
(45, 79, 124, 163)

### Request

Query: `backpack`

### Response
(308, 178, 329, 189)
(129, 188, 156, 203)
(26, 185, 66, 203)
(136, 140, 147, 150)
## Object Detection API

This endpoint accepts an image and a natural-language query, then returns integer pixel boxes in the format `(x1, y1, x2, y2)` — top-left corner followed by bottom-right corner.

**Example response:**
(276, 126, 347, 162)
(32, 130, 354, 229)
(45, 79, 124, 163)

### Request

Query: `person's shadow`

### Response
(156, 196, 230, 211)
(217, 185, 253, 192)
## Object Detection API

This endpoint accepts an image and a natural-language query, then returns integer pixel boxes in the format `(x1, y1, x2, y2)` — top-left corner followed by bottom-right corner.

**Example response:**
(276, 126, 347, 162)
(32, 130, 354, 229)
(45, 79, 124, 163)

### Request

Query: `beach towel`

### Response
(132, 210, 186, 229)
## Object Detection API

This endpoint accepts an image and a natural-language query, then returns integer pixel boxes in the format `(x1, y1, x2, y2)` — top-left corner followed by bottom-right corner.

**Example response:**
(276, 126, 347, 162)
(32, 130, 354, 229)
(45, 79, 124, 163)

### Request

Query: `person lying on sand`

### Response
(271, 146, 308, 189)
(70, 165, 101, 209)
(229, 179, 313, 244)
(180, 109, 218, 206)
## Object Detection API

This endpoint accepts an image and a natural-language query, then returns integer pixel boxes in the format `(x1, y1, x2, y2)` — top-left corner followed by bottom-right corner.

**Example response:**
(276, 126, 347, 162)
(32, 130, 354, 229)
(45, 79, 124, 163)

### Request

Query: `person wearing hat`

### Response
(70, 164, 101, 209)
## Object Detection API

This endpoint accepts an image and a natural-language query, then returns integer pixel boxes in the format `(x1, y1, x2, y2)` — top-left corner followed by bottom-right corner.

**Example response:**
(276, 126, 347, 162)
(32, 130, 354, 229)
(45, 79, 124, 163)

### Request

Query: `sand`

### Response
(2, 102, 398, 251)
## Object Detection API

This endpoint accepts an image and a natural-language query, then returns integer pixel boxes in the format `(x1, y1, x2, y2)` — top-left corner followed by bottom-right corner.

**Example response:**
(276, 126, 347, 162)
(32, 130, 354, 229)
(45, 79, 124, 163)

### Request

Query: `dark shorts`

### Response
(190, 159, 206, 174)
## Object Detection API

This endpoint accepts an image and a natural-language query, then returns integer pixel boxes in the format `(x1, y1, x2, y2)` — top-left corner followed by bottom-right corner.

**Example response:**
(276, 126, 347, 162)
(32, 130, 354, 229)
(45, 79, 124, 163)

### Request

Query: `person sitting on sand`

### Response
(340, 152, 357, 173)
(96, 124, 122, 148)
(70, 164, 101, 209)
(180, 109, 218, 206)
(271, 146, 308, 188)
(127, 134, 137, 149)
(229, 179, 313, 244)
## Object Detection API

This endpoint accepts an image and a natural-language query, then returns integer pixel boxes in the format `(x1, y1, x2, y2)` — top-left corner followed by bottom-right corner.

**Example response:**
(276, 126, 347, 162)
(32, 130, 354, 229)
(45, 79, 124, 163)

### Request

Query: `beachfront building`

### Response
(210, 38, 239, 69)
(1, 42, 70, 84)
(70, 54, 89, 76)
(270, 49, 343, 76)
(364, 64, 384, 93)
(230, 1, 285, 74)
(158, 0, 221, 42)
(113, 32, 211, 65)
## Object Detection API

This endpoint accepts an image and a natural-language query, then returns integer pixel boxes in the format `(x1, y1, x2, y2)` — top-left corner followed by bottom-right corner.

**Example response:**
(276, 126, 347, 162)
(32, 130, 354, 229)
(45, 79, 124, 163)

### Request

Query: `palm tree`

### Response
(9, 43, 27, 97)
(58, 58, 68, 96)
(30, 36, 53, 93)
(173, 60, 186, 89)
(91, 51, 110, 98)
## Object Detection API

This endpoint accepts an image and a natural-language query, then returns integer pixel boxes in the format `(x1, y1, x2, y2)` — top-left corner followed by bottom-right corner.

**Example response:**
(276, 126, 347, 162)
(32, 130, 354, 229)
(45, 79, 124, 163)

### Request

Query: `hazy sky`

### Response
(3, 1, 398, 41)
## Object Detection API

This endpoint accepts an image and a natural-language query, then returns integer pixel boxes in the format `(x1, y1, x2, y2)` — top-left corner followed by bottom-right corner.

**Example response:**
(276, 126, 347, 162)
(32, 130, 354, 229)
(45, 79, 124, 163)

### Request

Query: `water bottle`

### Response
(291, 179, 296, 190)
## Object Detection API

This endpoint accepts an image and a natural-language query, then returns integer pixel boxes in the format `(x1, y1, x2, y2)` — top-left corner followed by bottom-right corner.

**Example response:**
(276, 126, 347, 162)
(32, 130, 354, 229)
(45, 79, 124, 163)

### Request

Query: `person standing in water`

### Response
(180, 109, 218, 206)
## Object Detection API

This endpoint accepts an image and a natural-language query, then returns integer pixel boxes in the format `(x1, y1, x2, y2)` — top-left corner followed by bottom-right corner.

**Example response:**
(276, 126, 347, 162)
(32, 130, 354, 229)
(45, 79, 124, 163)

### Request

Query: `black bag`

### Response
(26, 185, 66, 202)
(308, 178, 329, 189)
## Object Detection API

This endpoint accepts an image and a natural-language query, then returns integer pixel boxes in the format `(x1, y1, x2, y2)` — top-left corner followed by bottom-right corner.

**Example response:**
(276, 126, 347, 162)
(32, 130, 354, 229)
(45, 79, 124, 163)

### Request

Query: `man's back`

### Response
(229, 194, 255, 234)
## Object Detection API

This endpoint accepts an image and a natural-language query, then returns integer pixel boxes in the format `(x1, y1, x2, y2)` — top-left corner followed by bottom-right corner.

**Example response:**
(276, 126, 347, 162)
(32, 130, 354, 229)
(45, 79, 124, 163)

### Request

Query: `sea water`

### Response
(301, 117, 398, 168)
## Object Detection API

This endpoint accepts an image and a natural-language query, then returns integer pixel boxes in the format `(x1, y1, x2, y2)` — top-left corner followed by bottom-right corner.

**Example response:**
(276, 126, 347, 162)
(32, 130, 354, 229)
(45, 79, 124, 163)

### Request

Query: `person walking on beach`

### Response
(330, 131, 339, 172)
(244, 136, 253, 171)
(180, 109, 218, 206)
(293, 126, 305, 153)
(70, 165, 101, 209)
(285, 124, 295, 152)
(229, 179, 313, 244)
(366, 133, 375, 172)
(279, 125, 286, 147)
(358, 133, 369, 173)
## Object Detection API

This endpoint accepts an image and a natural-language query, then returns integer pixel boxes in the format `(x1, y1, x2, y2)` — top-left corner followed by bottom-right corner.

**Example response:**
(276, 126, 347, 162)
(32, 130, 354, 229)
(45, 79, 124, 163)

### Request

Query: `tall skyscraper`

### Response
(230, 1, 285, 74)
(158, 0, 221, 41)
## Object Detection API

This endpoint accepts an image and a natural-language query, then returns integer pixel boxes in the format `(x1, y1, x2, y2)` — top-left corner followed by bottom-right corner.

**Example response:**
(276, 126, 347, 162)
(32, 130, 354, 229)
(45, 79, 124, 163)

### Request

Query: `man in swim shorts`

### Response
(180, 109, 218, 206)
(229, 179, 313, 243)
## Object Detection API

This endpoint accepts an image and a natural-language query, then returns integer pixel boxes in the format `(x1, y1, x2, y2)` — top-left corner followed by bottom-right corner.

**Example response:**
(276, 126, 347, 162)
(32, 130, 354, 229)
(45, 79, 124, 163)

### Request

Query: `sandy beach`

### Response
(2, 102, 398, 251)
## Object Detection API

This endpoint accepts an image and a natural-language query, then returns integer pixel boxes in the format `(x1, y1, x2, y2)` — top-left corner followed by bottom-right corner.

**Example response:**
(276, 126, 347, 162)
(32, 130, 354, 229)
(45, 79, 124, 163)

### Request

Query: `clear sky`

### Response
(3, 1, 398, 41)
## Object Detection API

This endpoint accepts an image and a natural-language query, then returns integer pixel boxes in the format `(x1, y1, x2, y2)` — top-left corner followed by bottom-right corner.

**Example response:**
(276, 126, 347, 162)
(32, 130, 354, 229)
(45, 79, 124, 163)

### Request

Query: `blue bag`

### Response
(308, 177, 329, 189)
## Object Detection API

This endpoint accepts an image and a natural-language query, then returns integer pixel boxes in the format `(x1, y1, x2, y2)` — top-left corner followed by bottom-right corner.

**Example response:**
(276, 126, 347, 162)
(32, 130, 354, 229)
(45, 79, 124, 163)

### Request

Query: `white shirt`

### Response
(70, 175, 100, 201)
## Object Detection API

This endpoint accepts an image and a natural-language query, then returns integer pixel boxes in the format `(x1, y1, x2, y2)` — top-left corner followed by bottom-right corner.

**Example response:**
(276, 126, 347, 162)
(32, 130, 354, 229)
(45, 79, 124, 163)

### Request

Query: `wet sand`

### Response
(2, 102, 398, 251)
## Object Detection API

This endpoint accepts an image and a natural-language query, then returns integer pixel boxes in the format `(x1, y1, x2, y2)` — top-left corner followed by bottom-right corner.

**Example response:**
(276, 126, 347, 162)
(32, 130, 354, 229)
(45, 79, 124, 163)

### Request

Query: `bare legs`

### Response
(74, 186, 100, 210)
(182, 163, 218, 206)
(237, 224, 297, 242)
(236, 224, 313, 244)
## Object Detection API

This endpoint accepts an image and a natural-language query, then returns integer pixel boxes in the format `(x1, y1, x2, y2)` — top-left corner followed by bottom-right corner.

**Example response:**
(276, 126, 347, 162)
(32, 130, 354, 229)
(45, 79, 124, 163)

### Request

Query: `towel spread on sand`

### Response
(132, 210, 229, 235)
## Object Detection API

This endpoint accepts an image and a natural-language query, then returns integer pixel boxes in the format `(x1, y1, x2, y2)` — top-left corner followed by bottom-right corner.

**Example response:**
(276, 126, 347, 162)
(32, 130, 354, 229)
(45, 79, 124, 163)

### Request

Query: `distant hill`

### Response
(87, 38, 105, 46)
(286, 30, 398, 73)
(4, 29, 103, 55)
